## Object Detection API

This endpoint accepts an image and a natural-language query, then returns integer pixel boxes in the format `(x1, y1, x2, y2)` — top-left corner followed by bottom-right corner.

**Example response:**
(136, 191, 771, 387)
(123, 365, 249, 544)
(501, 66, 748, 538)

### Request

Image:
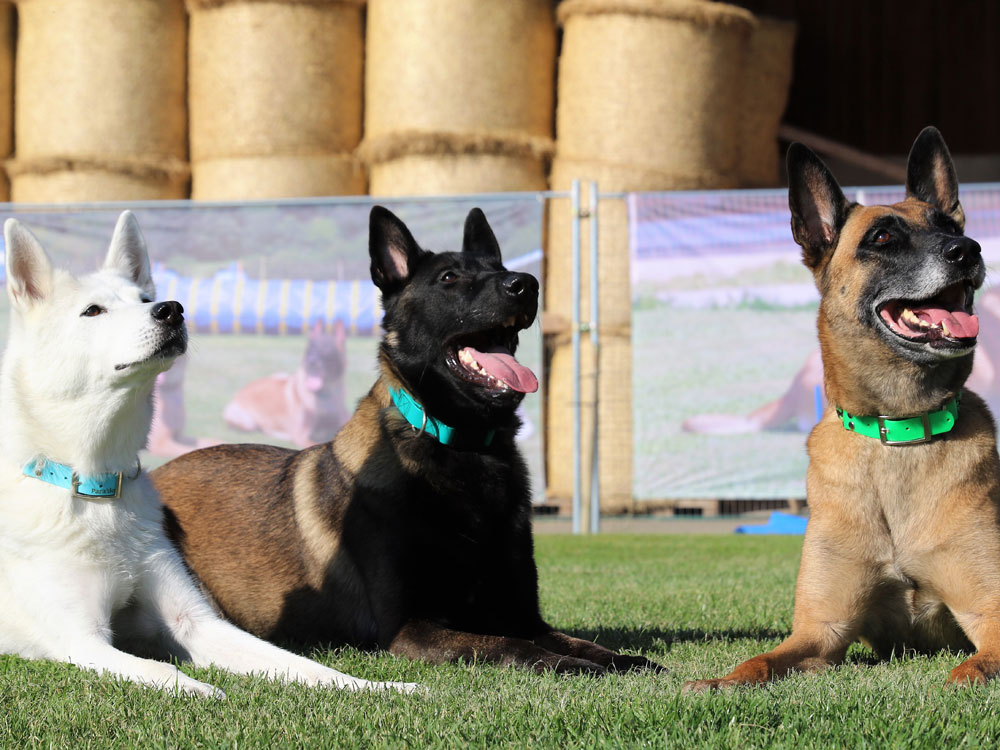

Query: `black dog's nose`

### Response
(151, 300, 185, 327)
(502, 273, 539, 299)
(943, 237, 982, 267)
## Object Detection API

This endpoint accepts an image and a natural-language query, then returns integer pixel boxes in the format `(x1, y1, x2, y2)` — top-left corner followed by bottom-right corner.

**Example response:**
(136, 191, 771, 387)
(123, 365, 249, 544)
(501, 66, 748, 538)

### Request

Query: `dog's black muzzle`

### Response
(500, 272, 539, 328)
(941, 236, 982, 272)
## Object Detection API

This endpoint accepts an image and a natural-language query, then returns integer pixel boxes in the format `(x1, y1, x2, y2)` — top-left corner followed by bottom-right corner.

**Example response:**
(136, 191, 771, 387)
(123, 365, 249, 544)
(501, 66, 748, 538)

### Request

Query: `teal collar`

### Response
(23, 457, 137, 499)
(388, 386, 494, 448)
(836, 393, 961, 445)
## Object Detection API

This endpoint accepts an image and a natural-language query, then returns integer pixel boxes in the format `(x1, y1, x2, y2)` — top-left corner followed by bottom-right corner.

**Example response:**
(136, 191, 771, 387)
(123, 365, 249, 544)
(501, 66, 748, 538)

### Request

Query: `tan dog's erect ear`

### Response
(906, 126, 965, 230)
(786, 142, 853, 272)
(4, 218, 54, 310)
(104, 210, 155, 298)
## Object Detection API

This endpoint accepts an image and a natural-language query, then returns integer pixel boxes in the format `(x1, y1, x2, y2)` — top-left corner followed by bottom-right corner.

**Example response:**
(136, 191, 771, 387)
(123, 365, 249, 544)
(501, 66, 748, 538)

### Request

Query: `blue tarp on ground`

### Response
(735, 511, 808, 535)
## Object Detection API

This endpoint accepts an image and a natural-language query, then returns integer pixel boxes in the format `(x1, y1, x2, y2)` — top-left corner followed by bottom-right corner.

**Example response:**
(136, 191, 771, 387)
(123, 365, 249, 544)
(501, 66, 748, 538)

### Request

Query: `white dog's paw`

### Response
(319, 674, 422, 693)
(170, 674, 226, 699)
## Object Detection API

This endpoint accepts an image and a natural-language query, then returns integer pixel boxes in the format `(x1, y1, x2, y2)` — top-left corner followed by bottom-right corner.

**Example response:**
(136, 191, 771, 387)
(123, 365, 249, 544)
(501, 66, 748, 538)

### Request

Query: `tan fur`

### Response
(292, 449, 340, 586)
(685, 183, 1000, 689)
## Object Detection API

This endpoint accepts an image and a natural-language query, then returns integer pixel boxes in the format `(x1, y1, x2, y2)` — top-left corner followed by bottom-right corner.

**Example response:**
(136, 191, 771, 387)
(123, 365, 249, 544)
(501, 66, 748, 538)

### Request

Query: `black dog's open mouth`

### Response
(445, 321, 538, 394)
(877, 282, 978, 348)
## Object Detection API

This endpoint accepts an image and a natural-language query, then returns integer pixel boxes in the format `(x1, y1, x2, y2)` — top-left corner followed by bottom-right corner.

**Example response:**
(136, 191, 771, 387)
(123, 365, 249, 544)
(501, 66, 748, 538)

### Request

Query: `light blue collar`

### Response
(23, 457, 136, 499)
(388, 386, 494, 448)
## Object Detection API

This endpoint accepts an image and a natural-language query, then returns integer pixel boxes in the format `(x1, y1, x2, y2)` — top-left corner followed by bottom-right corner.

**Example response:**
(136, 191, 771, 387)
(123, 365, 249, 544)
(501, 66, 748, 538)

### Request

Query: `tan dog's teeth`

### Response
(901, 309, 920, 325)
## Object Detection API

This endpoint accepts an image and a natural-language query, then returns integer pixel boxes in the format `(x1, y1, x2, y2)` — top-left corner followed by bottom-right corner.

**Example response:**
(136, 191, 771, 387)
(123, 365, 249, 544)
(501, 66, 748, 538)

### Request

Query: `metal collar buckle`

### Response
(877, 413, 932, 446)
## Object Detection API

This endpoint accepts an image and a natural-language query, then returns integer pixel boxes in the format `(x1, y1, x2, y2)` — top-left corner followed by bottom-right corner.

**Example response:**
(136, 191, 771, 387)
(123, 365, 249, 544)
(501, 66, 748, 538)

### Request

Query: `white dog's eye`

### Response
(81, 305, 106, 317)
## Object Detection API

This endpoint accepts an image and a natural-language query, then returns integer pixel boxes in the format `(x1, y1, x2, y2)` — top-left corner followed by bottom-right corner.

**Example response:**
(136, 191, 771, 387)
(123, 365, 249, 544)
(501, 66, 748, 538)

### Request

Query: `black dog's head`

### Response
(369, 206, 539, 429)
(788, 126, 984, 371)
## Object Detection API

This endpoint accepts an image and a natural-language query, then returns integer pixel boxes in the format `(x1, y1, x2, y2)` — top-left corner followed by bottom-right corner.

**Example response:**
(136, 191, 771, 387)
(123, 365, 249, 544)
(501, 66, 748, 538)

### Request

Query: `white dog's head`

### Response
(1, 211, 187, 472)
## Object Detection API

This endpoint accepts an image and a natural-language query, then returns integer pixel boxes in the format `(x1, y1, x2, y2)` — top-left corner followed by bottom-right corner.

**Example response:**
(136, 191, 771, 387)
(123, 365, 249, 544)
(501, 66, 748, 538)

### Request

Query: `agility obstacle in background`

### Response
(152, 266, 381, 337)
(152, 248, 543, 336)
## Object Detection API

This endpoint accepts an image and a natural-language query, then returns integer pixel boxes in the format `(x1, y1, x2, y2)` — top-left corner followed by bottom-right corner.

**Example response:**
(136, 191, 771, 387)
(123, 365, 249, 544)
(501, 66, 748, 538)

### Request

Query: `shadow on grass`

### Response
(561, 626, 790, 652)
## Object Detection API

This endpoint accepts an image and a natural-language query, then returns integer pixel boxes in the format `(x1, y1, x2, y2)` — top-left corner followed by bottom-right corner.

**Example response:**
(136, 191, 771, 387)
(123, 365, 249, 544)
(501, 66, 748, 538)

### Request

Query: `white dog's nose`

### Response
(152, 301, 184, 327)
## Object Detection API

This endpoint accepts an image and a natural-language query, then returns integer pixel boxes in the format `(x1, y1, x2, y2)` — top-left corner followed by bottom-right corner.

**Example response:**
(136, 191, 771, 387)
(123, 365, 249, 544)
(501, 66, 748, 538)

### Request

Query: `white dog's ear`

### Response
(104, 211, 154, 296)
(4, 218, 54, 310)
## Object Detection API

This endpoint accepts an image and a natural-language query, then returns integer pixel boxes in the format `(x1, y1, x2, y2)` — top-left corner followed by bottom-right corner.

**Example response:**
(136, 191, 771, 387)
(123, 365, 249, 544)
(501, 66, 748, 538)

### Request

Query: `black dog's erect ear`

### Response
(787, 142, 852, 271)
(369, 205, 423, 293)
(906, 126, 965, 230)
(462, 208, 502, 262)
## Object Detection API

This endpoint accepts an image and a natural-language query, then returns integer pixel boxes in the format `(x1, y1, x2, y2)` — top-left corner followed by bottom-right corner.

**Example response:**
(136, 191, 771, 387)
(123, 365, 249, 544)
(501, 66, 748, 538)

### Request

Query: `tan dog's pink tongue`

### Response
(914, 306, 979, 338)
(463, 346, 539, 393)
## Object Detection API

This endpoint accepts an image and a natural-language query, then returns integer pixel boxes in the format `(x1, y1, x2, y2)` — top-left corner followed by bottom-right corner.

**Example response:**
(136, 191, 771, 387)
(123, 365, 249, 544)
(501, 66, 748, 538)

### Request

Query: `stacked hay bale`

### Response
(546, 0, 755, 513)
(9, 0, 188, 202)
(360, 0, 556, 196)
(0, 3, 11, 201)
(188, 0, 366, 200)
(738, 17, 797, 187)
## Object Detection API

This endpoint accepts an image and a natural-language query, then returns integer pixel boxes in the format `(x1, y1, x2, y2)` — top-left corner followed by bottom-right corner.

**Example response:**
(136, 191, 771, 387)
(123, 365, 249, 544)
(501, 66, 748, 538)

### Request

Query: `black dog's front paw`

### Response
(539, 655, 607, 676)
(608, 653, 667, 674)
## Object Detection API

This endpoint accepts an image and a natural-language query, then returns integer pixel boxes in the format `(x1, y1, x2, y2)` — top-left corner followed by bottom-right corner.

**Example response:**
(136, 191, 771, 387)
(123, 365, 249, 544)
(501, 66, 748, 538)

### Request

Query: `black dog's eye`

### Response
(440, 271, 459, 284)
(874, 230, 892, 245)
(81, 304, 106, 317)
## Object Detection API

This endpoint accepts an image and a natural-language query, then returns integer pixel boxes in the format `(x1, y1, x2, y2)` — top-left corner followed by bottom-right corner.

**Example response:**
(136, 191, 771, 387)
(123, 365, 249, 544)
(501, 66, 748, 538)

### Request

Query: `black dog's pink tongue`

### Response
(463, 346, 539, 393)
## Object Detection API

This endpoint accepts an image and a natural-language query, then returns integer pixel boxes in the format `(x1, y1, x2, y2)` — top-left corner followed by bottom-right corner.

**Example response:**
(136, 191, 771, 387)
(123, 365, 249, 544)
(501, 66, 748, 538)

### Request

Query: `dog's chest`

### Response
(0, 479, 161, 610)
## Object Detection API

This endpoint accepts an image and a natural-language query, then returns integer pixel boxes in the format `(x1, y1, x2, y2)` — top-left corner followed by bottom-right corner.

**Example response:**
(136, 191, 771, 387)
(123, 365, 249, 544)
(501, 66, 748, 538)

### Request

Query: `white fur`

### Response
(0, 212, 417, 697)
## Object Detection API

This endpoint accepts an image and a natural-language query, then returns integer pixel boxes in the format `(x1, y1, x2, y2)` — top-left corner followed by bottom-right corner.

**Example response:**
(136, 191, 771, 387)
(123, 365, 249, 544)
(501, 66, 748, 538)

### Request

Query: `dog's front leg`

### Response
(1, 561, 222, 697)
(389, 619, 606, 674)
(531, 629, 665, 672)
(939, 570, 1000, 685)
(137, 545, 418, 693)
(683, 528, 872, 692)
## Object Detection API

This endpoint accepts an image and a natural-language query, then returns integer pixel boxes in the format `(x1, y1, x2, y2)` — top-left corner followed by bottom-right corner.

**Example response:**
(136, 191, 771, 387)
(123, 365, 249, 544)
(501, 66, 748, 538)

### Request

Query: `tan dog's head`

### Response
(787, 128, 984, 412)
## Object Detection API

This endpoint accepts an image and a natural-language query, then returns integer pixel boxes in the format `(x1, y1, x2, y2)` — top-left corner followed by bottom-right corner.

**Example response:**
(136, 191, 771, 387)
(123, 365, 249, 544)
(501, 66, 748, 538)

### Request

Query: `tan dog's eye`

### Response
(875, 230, 892, 244)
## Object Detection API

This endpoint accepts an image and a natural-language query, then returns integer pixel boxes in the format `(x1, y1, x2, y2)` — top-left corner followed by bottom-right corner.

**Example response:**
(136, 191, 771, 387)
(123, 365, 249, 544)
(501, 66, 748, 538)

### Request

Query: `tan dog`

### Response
(685, 127, 1000, 691)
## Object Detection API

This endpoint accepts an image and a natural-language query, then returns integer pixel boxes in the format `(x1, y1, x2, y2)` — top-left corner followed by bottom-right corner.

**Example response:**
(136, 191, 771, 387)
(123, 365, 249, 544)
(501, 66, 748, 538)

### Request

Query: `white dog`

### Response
(0, 212, 416, 697)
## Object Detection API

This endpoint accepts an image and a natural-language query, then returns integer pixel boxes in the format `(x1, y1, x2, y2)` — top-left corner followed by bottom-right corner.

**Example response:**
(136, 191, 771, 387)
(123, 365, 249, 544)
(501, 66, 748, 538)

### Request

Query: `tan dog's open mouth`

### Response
(877, 282, 978, 347)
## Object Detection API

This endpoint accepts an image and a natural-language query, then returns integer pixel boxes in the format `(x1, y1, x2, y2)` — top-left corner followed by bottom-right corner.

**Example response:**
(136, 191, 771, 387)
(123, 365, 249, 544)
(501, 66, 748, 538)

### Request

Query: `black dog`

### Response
(154, 206, 660, 674)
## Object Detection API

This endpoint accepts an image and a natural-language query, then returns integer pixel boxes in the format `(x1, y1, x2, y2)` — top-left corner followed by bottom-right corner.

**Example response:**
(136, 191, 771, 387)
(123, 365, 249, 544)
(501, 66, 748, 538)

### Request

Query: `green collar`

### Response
(388, 386, 494, 448)
(836, 393, 961, 445)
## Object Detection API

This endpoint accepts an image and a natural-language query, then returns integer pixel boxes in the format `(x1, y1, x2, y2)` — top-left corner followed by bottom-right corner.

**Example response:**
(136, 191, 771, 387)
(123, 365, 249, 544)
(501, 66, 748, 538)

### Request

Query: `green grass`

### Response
(4, 534, 1000, 748)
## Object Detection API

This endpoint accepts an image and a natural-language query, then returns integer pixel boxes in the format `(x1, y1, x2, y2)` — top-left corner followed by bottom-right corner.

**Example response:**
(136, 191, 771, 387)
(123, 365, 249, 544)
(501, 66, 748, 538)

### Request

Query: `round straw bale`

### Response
(556, 0, 753, 185)
(14, 0, 187, 161)
(191, 153, 365, 200)
(361, 130, 553, 196)
(365, 0, 556, 140)
(6, 157, 190, 203)
(188, 0, 365, 161)
(738, 18, 796, 187)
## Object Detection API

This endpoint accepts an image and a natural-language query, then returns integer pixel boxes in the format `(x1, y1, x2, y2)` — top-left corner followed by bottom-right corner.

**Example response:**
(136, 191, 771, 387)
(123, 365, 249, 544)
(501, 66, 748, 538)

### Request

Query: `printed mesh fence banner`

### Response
(0, 199, 545, 489)
(630, 184, 1000, 500)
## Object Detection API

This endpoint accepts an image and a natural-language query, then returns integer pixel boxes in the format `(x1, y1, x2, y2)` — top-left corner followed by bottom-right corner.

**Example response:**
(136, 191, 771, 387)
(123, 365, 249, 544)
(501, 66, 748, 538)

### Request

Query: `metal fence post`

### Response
(571, 179, 582, 535)
(589, 181, 601, 534)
